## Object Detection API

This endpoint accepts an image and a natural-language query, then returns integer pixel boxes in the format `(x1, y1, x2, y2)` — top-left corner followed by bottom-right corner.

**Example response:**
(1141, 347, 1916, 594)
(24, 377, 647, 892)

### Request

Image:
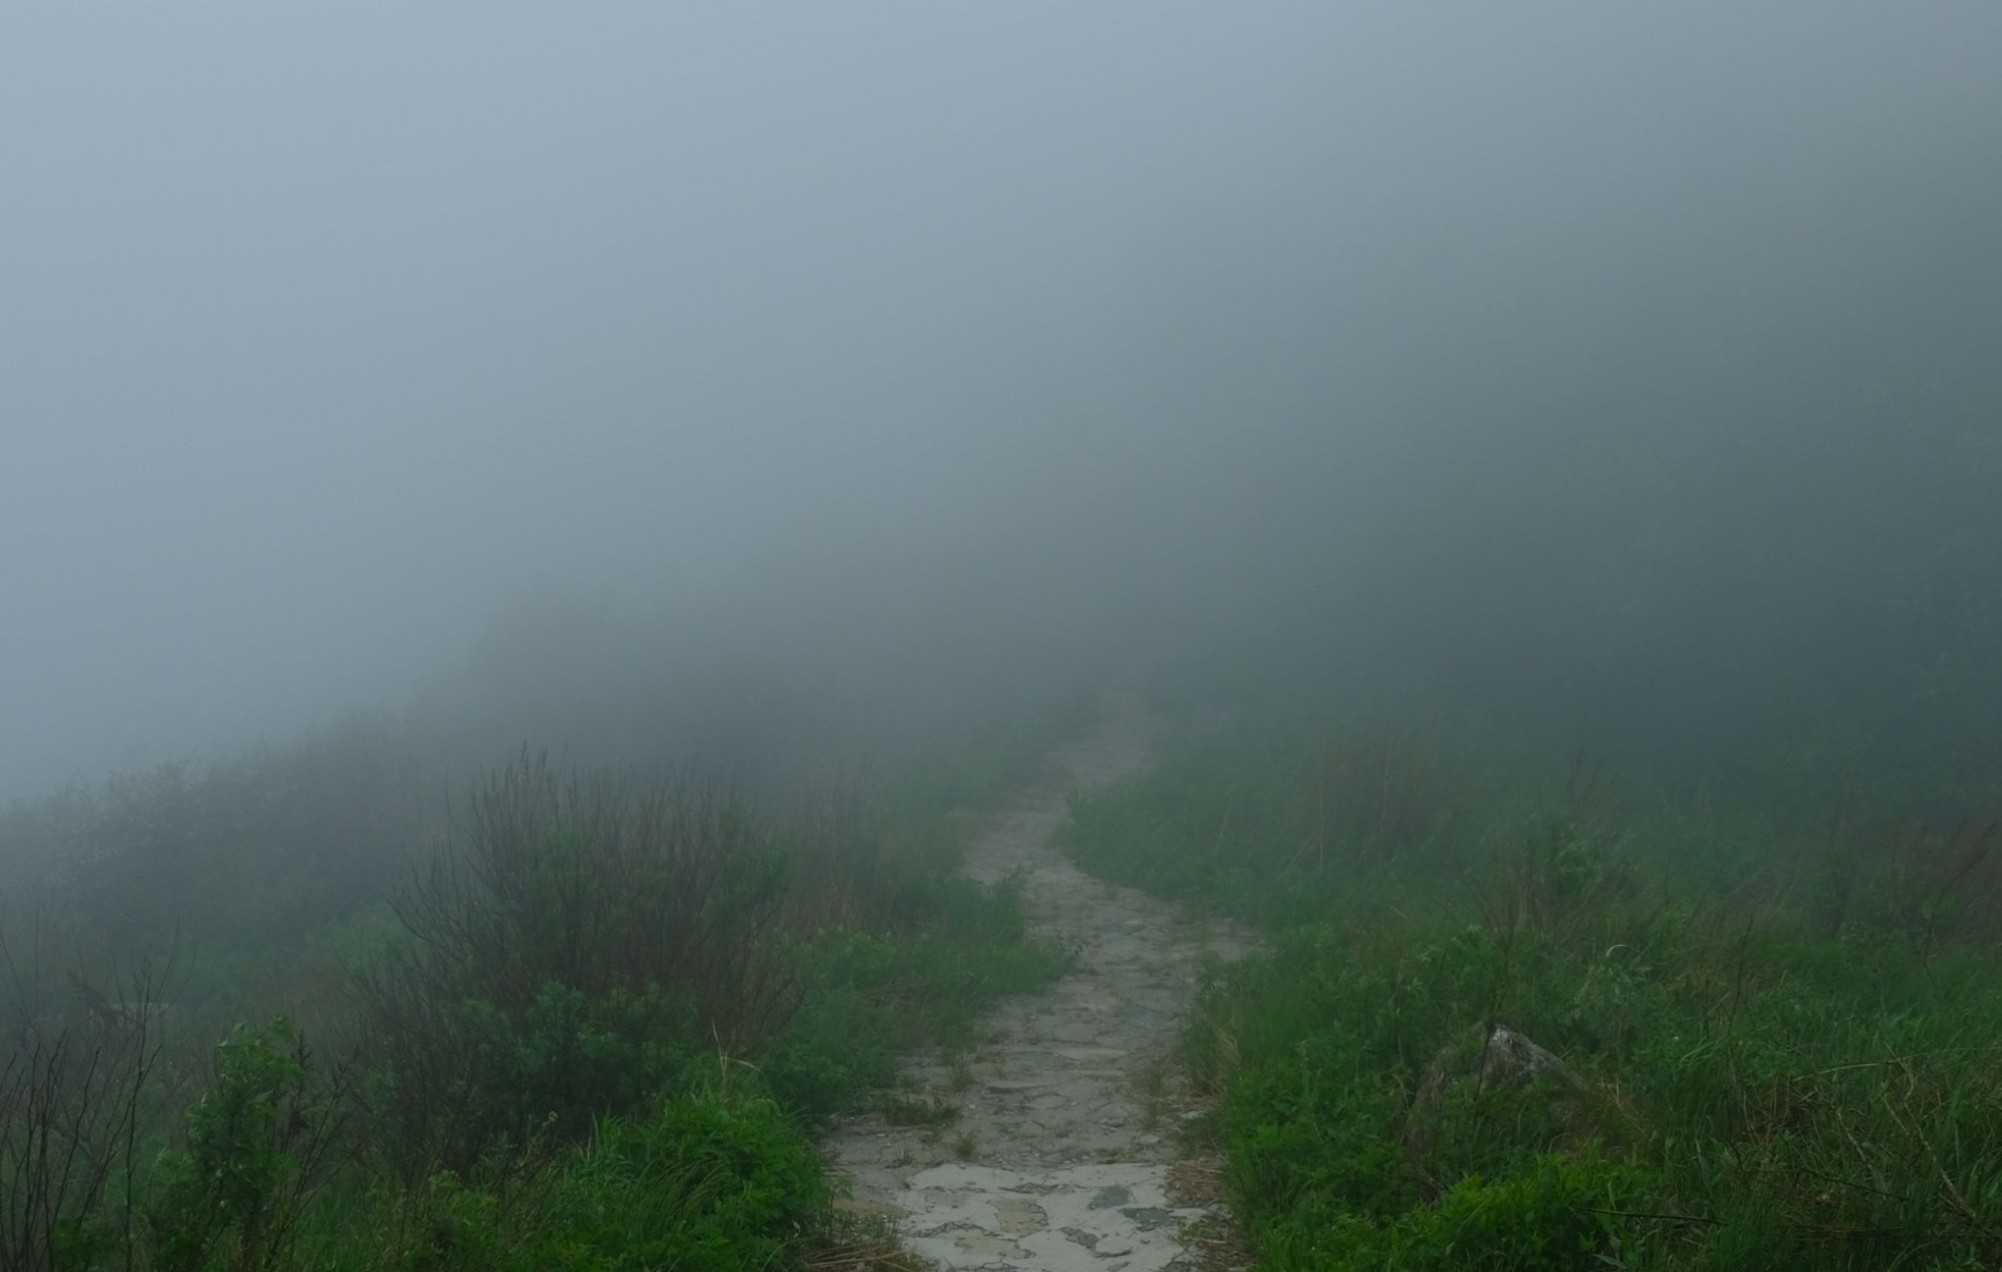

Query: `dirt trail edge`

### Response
(825, 686, 1256, 1272)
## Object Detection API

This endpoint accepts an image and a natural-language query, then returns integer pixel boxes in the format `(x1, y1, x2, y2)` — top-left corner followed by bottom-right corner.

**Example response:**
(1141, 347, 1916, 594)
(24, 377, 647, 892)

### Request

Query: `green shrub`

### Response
(764, 873, 1067, 1118)
(150, 1017, 346, 1272)
(352, 758, 799, 1175)
(4, 710, 1083, 1271)
(524, 1073, 826, 1272)
(1087, 737, 2002, 1271)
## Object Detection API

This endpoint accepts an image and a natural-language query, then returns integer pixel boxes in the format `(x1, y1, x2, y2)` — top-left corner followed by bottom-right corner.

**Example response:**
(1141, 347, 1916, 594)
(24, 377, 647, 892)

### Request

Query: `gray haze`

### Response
(5, 4, 2001, 798)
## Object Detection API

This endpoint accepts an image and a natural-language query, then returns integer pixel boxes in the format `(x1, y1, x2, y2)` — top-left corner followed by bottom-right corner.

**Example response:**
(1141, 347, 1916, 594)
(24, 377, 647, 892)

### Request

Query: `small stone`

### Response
(993, 1198, 1046, 1236)
(1053, 1046, 1128, 1062)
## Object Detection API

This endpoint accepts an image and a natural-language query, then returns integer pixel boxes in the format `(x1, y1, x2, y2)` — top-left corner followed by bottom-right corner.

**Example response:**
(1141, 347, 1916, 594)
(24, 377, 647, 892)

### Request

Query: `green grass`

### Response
(763, 871, 1069, 1120)
(1066, 740, 2002, 1269)
(3, 717, 1079, 1272)
(284, 1065, 830, 1271)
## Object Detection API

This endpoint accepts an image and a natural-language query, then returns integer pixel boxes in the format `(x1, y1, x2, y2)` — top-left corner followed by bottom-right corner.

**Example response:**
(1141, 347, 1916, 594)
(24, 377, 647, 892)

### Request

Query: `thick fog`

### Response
(5, 4, 2000, 802)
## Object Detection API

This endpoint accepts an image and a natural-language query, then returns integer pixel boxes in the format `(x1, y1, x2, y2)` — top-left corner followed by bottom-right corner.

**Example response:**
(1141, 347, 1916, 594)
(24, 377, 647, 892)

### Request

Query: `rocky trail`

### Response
(825, 689, 1256, 1271)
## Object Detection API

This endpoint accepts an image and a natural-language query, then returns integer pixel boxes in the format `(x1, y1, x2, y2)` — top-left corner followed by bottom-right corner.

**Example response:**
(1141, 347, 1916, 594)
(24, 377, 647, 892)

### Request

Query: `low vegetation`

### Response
(0, 702, 1074, 1270)
(1068, 725, 2002, 1269)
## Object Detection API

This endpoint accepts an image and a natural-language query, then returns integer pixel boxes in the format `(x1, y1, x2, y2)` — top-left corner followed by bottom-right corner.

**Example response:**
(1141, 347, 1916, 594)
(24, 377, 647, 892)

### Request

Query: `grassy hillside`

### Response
(1066, 722, 2002, 1269)
(0, 694, 1081, 1271)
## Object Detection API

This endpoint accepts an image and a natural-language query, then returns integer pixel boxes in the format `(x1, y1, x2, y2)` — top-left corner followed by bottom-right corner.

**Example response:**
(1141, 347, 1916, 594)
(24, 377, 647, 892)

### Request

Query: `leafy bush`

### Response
(385, 1073, 822, 1271)
(523, 1071, 828, 1272)
(148, 1018, 350, 1271)
(352, 756, 797, 1176)
(1, 707, 1082, 1271)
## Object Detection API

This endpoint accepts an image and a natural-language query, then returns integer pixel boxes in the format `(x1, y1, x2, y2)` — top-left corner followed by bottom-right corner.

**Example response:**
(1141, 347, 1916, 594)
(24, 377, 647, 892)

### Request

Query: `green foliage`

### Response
(522, 1075, 826, 1272)
(1064, 739, 1507, 929)
(286, 1070, 826, 1272)
(1267, 1153, 1642, 1270)
(381, 980, 697, 1162)
(351, 759, 804, 1176)
(764, 872, 1067, 1118)
(1088, 739, 2002, 1270)
(2, 726, 1075, 1271)
(150, 1018, 333, 1272)
(27, 720, 437, 991)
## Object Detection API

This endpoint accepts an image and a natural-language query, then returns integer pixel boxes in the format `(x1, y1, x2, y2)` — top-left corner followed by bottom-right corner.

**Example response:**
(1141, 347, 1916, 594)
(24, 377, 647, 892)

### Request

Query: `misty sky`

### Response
(5, 4, 2000, 796)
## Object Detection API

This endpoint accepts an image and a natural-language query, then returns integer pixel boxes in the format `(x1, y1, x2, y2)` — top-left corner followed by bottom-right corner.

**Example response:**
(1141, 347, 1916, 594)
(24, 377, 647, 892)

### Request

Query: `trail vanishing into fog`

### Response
(826, 687, 1257, 1271)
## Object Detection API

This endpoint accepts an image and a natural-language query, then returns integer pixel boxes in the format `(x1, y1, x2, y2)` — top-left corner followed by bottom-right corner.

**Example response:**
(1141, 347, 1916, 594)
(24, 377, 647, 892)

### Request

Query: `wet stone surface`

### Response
(824, 690, 1255, 1271)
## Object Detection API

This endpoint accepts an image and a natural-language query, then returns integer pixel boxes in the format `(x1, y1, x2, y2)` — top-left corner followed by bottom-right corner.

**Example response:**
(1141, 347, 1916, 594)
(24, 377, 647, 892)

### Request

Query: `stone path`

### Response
(825, 687, 1255, 1271)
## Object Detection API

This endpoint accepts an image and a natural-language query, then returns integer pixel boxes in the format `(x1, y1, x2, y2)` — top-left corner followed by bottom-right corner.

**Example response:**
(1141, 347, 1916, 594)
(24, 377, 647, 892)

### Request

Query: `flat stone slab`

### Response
(896, 1163, 1208, 1271)
(824, 687, 1259, 1270)
(1052, 1046, 1129, 1063)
